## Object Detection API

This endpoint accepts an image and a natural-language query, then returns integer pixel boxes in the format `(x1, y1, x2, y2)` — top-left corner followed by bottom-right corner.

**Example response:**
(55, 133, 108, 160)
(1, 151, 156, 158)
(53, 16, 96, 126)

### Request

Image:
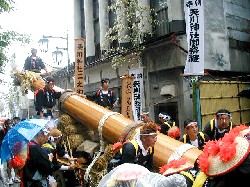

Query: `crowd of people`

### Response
(0, 93, 249, 187)
(0, 74, 119, 186)
(101, 108, 250, 187)
(2, 58, 249, 186)
(0, 118, 81, 187)
(0, 117, 21, 186)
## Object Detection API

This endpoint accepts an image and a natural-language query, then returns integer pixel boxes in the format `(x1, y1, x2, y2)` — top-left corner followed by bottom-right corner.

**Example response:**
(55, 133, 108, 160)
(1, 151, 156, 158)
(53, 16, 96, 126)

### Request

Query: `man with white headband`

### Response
(203, 109, 236, 140)
(22, 127, 54, 187)
(107, 122, 158, 172)
(140, 111, 152, 123)
(179, 119, 209, 150)
(158, 112, 175, 135)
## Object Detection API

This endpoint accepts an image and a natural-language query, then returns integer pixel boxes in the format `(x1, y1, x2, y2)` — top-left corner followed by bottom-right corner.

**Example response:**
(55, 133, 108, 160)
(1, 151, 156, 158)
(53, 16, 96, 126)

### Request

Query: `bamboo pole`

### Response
(28, 74, 202, 169)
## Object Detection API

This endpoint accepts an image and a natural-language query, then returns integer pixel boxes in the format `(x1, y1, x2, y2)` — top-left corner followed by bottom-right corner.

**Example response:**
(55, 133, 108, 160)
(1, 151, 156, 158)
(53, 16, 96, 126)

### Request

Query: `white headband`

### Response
(42, 128, 50, 136)
(141, 112, 149, 115)
(50, 135, 62, 138)
(140, 132, 157, 136)
(159, 113, 171, 120)
(217, 112, 230, 116)
(186, 122, 197, 128)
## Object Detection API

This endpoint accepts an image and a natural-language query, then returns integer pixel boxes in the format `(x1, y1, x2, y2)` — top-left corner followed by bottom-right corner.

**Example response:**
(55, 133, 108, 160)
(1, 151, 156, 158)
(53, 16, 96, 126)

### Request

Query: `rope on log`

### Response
(84, 111, 118, 182)
(168, 144, 196, 162)
(119, 121, 144, 142)
(59, 90, 76, 110)
(59, 90, 88, 111)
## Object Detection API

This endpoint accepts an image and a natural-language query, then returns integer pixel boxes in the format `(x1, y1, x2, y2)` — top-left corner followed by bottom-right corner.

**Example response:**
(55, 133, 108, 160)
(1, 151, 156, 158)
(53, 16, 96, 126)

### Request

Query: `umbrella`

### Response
(0, 118, 50, 163)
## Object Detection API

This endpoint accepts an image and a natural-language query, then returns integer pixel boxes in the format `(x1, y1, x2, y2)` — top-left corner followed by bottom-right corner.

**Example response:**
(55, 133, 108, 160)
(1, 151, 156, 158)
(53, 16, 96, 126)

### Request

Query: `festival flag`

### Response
(184, 0, 204, 75)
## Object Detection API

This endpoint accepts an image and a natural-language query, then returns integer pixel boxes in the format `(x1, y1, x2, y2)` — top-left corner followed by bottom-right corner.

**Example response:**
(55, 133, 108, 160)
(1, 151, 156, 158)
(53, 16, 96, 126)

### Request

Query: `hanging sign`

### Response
(129, 67, 144, 121)
(75, 38, 85, 94)
(184, 0, 204, 75)
(121, 75, 134, 120)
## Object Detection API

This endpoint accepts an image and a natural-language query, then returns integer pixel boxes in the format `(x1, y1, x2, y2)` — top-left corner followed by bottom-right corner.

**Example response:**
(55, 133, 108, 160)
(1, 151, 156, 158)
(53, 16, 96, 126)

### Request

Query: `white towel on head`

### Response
(133, 129, 150, 156)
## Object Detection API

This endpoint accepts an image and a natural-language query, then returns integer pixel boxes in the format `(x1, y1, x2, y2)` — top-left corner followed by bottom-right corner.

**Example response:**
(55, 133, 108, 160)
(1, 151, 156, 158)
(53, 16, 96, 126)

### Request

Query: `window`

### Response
(93, 0, 101, 61)
(108, 0, 118, 50)
(150, 0, 169, 37)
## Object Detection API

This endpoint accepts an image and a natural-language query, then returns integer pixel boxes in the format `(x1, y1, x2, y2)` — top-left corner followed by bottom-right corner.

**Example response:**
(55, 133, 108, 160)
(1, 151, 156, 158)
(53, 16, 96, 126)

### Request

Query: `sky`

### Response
(1, 0, 74, 70)
(0, 0, 75, 115)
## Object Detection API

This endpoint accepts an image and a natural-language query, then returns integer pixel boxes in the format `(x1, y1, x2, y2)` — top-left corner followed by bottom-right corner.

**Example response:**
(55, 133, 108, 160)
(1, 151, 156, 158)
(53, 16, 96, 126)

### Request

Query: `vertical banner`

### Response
(75, 38, 85, 94)
(129, 68, 144, 121)
(184, 0, 204, 75)
(121, 75, 134, 120)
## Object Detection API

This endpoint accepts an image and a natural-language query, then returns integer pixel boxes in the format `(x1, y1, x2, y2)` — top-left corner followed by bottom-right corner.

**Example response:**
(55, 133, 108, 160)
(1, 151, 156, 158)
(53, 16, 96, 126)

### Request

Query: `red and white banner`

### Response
(184, 0, 204, 75)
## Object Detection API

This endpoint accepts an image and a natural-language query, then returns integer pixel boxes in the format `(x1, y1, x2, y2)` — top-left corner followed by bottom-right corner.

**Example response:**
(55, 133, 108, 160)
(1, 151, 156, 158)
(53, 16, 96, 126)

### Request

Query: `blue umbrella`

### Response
(0, 118, 50, 163)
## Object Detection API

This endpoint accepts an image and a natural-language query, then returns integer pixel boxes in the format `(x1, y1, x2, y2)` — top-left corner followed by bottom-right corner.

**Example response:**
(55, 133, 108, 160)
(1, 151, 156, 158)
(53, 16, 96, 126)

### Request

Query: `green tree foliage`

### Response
(0, 0, 14, 12)
(0, 31, 30, 67)
(102, 0, 157, 68)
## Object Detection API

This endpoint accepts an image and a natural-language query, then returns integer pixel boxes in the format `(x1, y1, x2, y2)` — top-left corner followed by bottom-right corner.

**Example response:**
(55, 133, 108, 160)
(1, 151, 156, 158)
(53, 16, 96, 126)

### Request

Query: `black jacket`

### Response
(179, 132, 210, 150)
(121, 141, 154, 172)
(23, 141, 54, 186)
(94, 89, 116, 109)
(35, 87, 61, 116)
(24, 56, 45, 73)
(42, 141, 66, 172)
(203, 119, 236, 140)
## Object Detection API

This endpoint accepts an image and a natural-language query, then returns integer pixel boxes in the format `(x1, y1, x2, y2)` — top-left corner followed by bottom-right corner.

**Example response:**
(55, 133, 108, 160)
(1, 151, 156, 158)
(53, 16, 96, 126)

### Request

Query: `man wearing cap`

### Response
(202, 109, 236, 140)
(35, 77, 61, 119)
(179, 119, 209, 150)
(24, 48, 48, 73)
(93, 78, 117, 110)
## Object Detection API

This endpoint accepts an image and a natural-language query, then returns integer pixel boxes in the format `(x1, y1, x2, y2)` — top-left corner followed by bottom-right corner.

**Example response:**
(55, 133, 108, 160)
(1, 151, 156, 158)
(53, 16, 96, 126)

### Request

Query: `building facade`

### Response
(67, 0, 250, 131)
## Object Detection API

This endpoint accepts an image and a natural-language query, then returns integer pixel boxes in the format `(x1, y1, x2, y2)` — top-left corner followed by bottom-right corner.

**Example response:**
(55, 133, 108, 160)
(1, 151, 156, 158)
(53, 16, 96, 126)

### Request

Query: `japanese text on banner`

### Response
(75, 38, 85, 94)
(129, 68, 144, 121)
(184, 0, 204, 75)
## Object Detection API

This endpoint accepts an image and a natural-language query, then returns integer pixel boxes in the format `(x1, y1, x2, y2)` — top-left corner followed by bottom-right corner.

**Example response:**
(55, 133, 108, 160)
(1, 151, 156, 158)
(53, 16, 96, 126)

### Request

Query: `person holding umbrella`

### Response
(1, 119, 54, 187)
(22, 126, 54, 187)
(0, 119, 16, 185)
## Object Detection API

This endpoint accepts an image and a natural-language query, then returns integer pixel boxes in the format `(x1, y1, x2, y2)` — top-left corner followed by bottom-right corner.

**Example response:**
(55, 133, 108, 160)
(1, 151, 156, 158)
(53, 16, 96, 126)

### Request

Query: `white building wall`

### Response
(98, 0, 109, 51)
(84, 0, 95, 57)
(73, 0, 82, 39)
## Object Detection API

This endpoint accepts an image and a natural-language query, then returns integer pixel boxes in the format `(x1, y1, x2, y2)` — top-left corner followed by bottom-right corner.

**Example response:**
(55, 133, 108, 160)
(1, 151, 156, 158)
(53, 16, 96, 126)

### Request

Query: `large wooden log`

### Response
(30, 76, 202, 169)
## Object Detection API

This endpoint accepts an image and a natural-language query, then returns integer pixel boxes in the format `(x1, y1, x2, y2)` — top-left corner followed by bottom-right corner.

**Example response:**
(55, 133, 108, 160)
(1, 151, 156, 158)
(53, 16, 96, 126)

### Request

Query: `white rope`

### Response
(84, 111, 118, 182)
(167, 144, 195, 163)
